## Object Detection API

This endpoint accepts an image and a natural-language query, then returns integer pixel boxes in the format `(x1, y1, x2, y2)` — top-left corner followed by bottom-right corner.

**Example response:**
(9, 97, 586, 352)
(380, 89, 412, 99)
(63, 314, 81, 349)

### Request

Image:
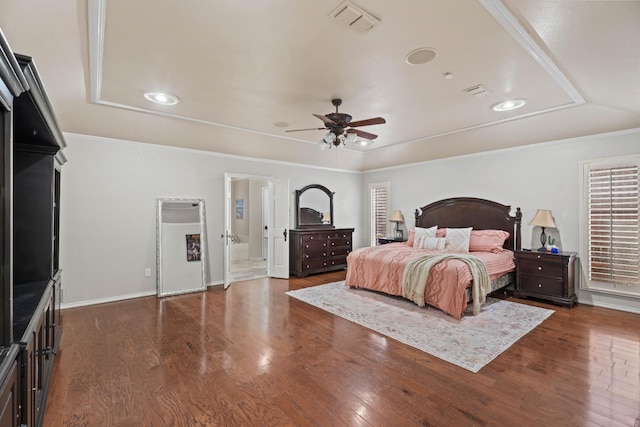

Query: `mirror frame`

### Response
(295, 184, 334, 229)
(156, 197, 208, 297)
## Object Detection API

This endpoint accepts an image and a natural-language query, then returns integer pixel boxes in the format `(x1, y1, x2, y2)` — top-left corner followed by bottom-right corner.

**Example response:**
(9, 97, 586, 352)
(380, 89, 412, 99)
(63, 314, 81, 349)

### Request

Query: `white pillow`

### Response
(445, 227, 472, 253)
(416, 237, 446, 251)
(413, 226, 437, 248)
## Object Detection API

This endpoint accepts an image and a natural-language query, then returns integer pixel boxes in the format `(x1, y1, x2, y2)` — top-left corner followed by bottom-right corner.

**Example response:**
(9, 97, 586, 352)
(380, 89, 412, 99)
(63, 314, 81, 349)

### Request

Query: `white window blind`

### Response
(369, 182, 390, 246)
(587, 162, 640, 290)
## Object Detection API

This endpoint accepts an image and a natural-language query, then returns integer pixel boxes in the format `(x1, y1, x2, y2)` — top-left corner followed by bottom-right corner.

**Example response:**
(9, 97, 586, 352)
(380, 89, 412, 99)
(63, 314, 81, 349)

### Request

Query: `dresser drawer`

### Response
(302, 249, 328, 260)
(327, 256, 347, 268)
(303, 259, 332, 272)
(301, 239, 328, 251)
(519, 274, 564, 296)
(328, 237, 351, 247)
(328, 247, 350, 257)
(518, 258, 563, 278)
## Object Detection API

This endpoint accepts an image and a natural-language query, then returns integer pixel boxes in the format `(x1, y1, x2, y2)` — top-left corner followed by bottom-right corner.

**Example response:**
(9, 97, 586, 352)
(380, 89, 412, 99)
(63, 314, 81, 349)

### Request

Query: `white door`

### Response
(223, 173, 232, 289)
(262, 186, 268, 260)
(268, 178, 289, 278)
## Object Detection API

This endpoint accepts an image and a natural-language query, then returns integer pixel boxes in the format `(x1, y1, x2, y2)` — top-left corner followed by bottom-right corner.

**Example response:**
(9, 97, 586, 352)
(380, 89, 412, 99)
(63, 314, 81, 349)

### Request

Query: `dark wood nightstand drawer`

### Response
(518, 258, 563, 279)
(519, 274, 564, 296)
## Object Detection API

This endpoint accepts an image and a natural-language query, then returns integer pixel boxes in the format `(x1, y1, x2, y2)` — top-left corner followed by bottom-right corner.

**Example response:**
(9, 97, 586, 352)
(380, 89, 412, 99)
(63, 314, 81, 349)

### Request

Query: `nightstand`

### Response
(378, 237, 408, 245)
(514, 250, 577, 308)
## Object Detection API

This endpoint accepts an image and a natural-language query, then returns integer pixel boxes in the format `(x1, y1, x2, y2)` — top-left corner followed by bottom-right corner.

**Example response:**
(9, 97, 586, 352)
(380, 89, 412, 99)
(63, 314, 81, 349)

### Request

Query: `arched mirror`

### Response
(295, 184, 334, 229)
(157, 198, 208, 296)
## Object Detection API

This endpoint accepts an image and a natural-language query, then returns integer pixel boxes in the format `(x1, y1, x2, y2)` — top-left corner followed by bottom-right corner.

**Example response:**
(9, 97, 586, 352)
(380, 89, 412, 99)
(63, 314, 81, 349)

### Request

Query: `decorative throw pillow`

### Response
(436, 228, 446, 238)
(407, 229, 415, 246)
(416, 237, 446, 251)
(469, 229, 510, 253)
(412, 226, 437, 248)
(445, 227, 472, 253)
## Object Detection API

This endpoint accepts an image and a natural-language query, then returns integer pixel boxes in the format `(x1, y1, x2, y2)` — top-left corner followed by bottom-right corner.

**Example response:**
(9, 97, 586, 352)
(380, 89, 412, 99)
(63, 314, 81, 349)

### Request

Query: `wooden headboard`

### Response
(414, 197, 522, 250)
(299, 207, 324, 225)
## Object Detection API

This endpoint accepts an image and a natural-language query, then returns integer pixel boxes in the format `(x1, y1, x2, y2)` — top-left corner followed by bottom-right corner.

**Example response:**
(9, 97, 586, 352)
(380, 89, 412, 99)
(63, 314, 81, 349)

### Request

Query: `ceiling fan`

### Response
(286, 99, 386, 147)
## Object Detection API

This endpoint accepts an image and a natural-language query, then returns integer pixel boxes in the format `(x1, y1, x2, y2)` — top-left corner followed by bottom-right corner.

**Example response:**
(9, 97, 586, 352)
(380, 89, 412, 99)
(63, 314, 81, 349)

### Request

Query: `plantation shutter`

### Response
(588, 164, 640, 287)
(369, 182, 390, 246)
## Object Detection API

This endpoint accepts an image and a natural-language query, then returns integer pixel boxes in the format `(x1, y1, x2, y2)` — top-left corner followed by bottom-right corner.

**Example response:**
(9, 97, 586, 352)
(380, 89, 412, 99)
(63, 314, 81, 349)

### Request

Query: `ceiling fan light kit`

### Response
(288, 98, 385, 150)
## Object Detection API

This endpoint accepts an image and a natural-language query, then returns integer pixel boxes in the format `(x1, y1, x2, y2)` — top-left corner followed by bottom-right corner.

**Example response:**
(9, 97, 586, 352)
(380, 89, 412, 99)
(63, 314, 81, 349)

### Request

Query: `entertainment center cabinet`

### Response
(0, 33, 66, 426)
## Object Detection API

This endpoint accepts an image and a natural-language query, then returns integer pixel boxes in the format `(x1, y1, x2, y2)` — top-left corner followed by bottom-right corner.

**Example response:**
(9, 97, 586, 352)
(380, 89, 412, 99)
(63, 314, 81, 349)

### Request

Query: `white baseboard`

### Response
(60, 290, 157, 309)
(61, 282, 225, 310)
(582, 299, 640, 315)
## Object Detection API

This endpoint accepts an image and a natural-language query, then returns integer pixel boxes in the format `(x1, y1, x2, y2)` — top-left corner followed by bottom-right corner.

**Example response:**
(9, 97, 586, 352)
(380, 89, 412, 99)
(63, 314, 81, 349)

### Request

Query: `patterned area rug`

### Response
(286, 281, 554, 373)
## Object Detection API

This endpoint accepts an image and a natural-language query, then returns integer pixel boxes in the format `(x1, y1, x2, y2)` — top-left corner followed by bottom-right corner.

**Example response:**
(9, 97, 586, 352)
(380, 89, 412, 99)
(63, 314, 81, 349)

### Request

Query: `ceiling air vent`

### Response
(463, 84, 492, 98)
(329, 1, 380, 33)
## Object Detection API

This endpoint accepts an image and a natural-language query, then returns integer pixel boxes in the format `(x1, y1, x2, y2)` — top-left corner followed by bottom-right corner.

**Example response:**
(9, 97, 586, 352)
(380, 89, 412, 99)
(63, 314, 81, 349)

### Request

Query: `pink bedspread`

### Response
(345, 243, 515, 320)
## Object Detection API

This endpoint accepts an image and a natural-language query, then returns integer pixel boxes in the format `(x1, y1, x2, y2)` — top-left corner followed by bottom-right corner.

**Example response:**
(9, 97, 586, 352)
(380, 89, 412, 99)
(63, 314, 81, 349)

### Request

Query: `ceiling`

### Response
(1, 0, 639, 171)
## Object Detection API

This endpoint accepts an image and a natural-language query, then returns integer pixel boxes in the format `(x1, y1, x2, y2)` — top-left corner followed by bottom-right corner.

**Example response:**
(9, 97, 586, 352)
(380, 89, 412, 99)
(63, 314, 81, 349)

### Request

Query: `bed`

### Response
(345, 197, 522, 319)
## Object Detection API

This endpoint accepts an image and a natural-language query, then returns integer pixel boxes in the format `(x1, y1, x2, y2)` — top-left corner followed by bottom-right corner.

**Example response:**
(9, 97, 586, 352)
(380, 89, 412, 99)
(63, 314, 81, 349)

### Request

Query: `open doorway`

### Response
(227, 175, 269, 283)
(224, 173, 289, 288)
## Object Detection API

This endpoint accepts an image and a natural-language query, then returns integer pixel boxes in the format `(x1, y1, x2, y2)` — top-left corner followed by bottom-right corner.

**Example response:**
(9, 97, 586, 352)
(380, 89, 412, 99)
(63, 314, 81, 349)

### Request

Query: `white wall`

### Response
(363, 128, 640, 313)
(60, 133, 362, 307)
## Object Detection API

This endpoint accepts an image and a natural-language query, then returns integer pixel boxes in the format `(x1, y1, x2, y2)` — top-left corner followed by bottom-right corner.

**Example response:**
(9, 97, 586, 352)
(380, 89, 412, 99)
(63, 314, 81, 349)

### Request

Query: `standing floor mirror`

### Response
(157, 198, 208, 297)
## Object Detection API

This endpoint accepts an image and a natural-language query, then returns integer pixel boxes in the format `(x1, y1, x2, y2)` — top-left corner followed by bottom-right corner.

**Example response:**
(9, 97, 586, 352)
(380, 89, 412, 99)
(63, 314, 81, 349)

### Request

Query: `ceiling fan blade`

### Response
(347, 128, 378, 140)
(313, 113, 336, 125)
(347, 117, 386, 128)
(285, 127, 326, 133)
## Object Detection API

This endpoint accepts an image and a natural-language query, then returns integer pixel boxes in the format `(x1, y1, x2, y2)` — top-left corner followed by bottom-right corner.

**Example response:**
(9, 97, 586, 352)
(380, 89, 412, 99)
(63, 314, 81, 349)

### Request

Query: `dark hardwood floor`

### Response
(43, 272, 640, 426)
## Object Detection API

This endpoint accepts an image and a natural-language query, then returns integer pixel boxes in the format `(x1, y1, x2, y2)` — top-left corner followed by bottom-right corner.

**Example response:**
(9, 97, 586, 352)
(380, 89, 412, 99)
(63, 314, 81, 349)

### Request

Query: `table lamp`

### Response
(528, 209, 556, 251)
(389, 210, 404, 239)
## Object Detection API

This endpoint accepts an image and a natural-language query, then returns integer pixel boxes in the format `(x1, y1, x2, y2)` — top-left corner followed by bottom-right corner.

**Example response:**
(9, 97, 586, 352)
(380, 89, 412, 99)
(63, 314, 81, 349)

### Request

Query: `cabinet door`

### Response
(20, 335, 35, 427)
(0, 360, 19, 427)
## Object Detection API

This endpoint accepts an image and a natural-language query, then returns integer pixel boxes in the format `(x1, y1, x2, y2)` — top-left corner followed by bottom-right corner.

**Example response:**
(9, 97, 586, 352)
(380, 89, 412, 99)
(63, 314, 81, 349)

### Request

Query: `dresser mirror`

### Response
(295, 184, 334, 228)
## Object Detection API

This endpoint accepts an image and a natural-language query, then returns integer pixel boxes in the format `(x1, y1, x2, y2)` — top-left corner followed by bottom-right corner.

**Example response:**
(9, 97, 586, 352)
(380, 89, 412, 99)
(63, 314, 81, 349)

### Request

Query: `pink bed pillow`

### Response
(469, 229, 510, 253)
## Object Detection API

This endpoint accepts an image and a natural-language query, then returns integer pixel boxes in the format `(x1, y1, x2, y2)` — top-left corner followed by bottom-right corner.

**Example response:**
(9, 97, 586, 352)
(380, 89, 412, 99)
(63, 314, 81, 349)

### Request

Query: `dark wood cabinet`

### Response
(514, 250, 577, 307)
(290, 228, 354, 277)
(0, 35, 65, 426)
(0, 346, 20, 427)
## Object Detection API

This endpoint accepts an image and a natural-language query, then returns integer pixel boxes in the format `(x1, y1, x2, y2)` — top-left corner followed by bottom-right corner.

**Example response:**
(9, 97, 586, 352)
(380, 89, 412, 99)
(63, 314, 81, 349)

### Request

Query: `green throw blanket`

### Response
(402, 254, 491, 316)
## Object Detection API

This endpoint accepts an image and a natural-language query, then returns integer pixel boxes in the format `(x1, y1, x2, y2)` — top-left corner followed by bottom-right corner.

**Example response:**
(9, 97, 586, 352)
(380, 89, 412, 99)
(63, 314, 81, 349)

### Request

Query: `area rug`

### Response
(286, 281, 554, 373)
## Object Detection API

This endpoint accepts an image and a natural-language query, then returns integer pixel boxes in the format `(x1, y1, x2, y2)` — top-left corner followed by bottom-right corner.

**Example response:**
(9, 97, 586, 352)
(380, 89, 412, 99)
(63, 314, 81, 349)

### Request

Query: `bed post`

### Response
(515, 207, 522, 250)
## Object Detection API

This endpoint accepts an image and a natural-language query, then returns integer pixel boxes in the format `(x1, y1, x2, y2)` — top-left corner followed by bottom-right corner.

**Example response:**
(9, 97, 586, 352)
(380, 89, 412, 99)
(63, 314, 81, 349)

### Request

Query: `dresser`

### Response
(290, 228, 354, 277)
(514, 250, 577, 307)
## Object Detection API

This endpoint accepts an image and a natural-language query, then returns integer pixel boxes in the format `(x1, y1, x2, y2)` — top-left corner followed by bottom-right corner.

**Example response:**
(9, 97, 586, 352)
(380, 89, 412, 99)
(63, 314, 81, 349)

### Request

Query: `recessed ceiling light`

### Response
(405, 48, 437, 65)
(491, 99, 527, 112)
(144, 92, 179, 106)
(273, 121, 289, 128)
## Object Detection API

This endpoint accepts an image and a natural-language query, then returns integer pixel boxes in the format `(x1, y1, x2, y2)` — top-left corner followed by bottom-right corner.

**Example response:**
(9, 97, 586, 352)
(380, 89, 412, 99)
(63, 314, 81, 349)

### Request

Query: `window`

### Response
(582, 156, 640, 296)
(369, 182, 390, 246)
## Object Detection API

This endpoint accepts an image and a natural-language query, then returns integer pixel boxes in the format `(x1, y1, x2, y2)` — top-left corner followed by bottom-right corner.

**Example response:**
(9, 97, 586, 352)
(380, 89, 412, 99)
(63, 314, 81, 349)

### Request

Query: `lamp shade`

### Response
(528, 209, 556, 228)
(389, 210, 403, 223)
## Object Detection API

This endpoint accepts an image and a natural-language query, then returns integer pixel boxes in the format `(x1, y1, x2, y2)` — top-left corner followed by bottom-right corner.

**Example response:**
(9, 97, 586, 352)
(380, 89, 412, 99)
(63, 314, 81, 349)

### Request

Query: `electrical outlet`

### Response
(144, 268, 151, 277)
